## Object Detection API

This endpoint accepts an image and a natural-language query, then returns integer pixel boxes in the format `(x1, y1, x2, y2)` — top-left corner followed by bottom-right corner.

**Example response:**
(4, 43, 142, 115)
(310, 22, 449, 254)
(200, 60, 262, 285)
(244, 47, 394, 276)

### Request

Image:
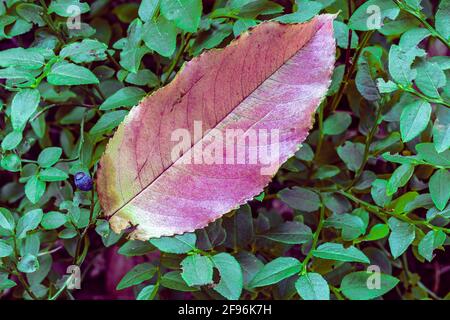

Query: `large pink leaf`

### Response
(97, 14, 336, 240)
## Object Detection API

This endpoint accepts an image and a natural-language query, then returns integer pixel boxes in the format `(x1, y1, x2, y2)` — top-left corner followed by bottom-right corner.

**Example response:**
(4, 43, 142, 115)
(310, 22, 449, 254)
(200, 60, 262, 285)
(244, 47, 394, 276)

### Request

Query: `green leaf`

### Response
(323, 112, 352, 135)
(312, 243, 370, 263)
(371, 179, 392, 207)
(139, 0, 159, 22)
(416, 143, 450, 167)
(334, 21, 358, 49)
(418, 230, 446, 262)
(11, 89, 40, 131)
(0, 240, 13, 258)
(433, 106, 450, 153)
(0, 275, 16, 291)
(261, 221, 313, 244)
(388, 45, 420, 86)
(118, 240, 154, 257)
(429, 169, 450, 211)
(39, 167, 68, 182)
(0, 47, 44, 70)
(436, 0, 450, 40)
(249, 257, 301, 288)
(160, 0, 202, 33)
(47, 62, 99, 86)
(364, 224, 390, 241)
(0, 208, 15, 232)
(341, 271, 399, 300)
(48, 0, 90, 17)
(295, 143, 314, 161)
(160, 271, 198, 292)
(275, 1, 322, 23)
(18, 254, 39, 273)
(1, 154, 21, 172)
(136, 285, 158, 300)
(41, 211, 67, 230)
(400, 100, 431, 142)
(377, 78, 398, 93)
(142, 16, 177, 58)
(24, 176, 46, 204)
(235, 251, 263, 288)
(348, 0, 399, 31)
(1, 130, 22, 151)
(60, 39, 108, 63)
(388, 217, 415, 259)
(181, 254, 214, 286)
(150, 233, 196, 253)
(99, 87, 146, 110)
(356, 61, 380, 101)
(278, 187, 320, 212)
(324, 213, 366, 241)
(116, 263, 157, 290)
(295, 273, 329, 300)
(386, 164, 414, 196)
(89, 110, 128, 136)
(415, 61, 446, 99)
(337, 142, 365, 172)
(38, 147, 62, 168)
(16, 209, 43, 239)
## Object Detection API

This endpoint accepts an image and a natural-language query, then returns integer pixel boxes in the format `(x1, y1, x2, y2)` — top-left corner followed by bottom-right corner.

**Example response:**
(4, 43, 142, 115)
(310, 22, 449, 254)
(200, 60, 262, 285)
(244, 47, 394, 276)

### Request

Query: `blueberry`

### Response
(74, 172, 93, 191)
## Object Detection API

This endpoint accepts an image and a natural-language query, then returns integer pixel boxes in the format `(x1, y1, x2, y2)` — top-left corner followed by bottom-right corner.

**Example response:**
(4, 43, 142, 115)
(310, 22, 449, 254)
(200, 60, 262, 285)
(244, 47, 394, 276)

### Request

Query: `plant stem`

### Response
(330, 30, 375, 112)
(400, 85, 450, 108)
(163, 33, 192, 85)
(393, 0, 449, 49)
(301, 196, 326, 275)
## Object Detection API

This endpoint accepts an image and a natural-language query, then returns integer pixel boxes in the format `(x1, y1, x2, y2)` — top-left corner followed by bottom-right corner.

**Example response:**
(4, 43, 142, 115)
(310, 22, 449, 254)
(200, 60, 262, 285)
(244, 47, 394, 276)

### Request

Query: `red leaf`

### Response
(97, 15, 336, 240)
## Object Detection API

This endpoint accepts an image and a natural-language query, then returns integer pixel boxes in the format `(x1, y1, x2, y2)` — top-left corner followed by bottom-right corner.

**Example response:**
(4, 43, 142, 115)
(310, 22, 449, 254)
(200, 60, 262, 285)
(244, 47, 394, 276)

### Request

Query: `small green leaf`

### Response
(139, 0, 159, 22)
(400, 100, 431, 142)
(18, 254, 39, 273)
(89, 110, 128, 136)
(0, 240, 13, 258)
(16, 209, 43, 239)
(312, 243, 370, 263)
(371, 179, 392, 207)
(48, 0, 90, 17)
(418, 230, 446, 262)
(181, 254, 214, 286)
(261, 221, 313, 244)
(160, 271, 198, 292)
(0, 47, 44, 70)
(116, 263, 157, 290)
(60, 39, 108, 63)
(160, 0, 202, 33)
(278, 187, 320, 212)
(11, 89, 41, 131)
(150, 233, 196, 254)
(416, 143, 450, 167)
(348, 0, 399, 31)
(337, 142, 365, 172)
(0, 208, 15, 232)
(39, 167, 68, 182)
(249, 257, 301, 288)
(341, 271, 399, 300)
(429, 169, 450, 211)
(1, 130, 22, 151)
(37, 147, 62, 168)
(136, 285, 158, 300)
(323, 112, 352, 135)
(24, 176, 46, 204)
(118, 240, 154, 257)
(142, 16, 177, 58)
(388, 217, 415, 259)
(295, 273, 329, 300)
(99, 87, 146, 110)
(433, 106, 450, 153)
(364, 224, 390, 241)
(41, 211, 67, 230)
(47, 62, 99, 86)
(386, 164, 414, 196)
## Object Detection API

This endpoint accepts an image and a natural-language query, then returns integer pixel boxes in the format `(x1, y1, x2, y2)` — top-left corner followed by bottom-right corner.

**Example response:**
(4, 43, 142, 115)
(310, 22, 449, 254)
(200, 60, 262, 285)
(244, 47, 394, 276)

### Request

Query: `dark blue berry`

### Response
(74, 172, 93, 191)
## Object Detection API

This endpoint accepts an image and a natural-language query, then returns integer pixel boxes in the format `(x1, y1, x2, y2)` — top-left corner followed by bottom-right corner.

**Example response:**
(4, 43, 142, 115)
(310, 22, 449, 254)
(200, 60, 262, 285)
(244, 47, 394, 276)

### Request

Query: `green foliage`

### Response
(0, 0, 449, 301)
